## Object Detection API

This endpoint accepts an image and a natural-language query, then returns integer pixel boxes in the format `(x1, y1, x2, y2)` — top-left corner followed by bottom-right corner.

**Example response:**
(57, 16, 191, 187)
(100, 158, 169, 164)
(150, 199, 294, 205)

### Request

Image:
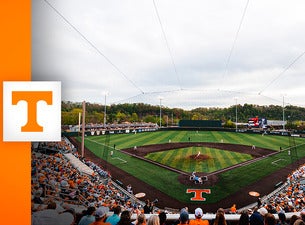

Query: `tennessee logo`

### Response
(186, 189, 211, 201)
(3, 81, 61, 142)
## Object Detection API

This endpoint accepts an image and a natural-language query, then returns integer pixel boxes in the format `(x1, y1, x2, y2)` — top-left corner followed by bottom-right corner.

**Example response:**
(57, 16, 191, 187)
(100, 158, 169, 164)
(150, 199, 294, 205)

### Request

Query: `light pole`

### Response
(103, 92, 109, 127)
(235, 98, 238, 132)
(159, 97, 163, 128)
(283, 95, 285, 131)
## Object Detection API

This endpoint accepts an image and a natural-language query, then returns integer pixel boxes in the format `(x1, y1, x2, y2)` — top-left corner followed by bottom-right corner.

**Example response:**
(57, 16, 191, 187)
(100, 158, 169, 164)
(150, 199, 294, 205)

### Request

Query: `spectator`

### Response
(277, 212, 288, 225)
(106, 205, 121, 225)
(33, 191, 44, 204)
(211, 208, 227, 225)
(78, 206, 96, 225)
(249, 208, 263, 225)
(189, 207, 209, 225)
(143, 200, 153, 214)
(90, 206, 110, 225)
(126, 184, 133, 194)
(178, 209, 189, 225)
(294, 220, 305, 225)
(238, 210, 250, 225)
(213, 210, 227, 225)
(257, 207, 268, 217)
(117, 210, 133, 225)
(289, 215, 300, 225)
(135, 214, 146, 225)
(147, 215, 160, 225)
(230, 204, 237, 214)
(158, 212, 167, 225)
(301, 209, 305, 222)
(264, 213, 276, 225)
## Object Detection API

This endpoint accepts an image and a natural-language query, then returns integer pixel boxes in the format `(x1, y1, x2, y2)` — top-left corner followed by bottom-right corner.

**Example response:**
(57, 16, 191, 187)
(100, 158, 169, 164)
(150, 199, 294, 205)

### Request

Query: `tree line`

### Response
(61, 101, 305, 130)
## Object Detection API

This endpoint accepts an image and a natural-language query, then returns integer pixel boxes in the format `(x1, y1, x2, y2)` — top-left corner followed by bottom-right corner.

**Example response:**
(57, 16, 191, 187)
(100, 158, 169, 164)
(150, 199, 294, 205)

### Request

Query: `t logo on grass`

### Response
(186, 189, 211, 201)
(3, 81, 61, 142)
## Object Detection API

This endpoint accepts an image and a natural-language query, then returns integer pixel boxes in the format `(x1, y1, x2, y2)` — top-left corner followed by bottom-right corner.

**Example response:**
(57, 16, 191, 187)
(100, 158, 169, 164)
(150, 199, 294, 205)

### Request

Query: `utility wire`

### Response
(258, 50, 305, 95)
(43, 0, 145, 94)
(152, 0, 182, 90)
(222, 0, 250, 80)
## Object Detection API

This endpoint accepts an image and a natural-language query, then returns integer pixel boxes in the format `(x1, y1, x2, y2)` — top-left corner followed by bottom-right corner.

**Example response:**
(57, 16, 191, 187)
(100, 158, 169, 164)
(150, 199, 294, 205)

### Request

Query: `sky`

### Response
(32, 0, 305, 110)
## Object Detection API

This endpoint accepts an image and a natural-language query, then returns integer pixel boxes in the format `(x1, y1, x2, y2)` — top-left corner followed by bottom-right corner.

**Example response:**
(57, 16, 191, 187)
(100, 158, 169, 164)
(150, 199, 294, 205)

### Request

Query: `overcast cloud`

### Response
(32, 0, 305, 109)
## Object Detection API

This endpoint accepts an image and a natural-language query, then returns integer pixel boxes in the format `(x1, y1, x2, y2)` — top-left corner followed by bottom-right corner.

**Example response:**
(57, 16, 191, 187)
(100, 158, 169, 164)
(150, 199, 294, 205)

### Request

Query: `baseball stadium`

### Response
(32, 117, 305, 224)
(30, 1, 305, 225)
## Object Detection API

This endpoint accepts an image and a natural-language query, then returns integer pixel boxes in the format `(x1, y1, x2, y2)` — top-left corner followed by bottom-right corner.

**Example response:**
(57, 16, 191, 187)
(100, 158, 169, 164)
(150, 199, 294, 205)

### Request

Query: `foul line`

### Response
(112, 157, 127, 164)
(272, 158, 286, 166)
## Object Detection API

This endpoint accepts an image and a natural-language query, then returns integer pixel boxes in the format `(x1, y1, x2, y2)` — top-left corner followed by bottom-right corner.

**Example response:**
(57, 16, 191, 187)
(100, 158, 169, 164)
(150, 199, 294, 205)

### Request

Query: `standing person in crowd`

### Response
(143, 200, 153, 214)
(178, 209, 189, 225)
(117, 210, 133, 225)
(264, 213, 276, 225)
(78, 206, 96, 225)
(230, 204, 237, 214)
(147, 215, 160, 225)
(131, 204, 142, 216)
(134, 214, 146, 225)
(257, 198, 262, 208)
(158, 212, 167, 225)
(238, 210, 250, 225)
(293, 220, 305, 225)
(189, 207, 209, 225)
(301, 209, 305, 222)
(211, 208, 227, 225)
(90, 206, 110, 225)
(106, 205, 121, 225)
(213, 210, 227, 225)
(289, 215, 300, 225)
(277, 212, 288, 225)
(249, 208, 264, 225)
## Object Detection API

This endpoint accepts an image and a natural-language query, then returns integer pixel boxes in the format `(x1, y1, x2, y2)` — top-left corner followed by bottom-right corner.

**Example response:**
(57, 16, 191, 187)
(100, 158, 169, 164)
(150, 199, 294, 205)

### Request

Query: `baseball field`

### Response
(76, 130, 305, 211)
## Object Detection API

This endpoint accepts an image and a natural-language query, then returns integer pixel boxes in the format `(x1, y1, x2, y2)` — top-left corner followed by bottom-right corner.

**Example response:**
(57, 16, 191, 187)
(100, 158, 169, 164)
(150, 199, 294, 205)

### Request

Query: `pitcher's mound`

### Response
(189, 154, 210, 161)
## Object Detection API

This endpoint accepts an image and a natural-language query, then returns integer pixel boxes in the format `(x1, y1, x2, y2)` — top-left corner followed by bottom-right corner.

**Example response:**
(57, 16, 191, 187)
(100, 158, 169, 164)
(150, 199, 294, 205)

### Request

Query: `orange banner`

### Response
(0, 1, 31, 224)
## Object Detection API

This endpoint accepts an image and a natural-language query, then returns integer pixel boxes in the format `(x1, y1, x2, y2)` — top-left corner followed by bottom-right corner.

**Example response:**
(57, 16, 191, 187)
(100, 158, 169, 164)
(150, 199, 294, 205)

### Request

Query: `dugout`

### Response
(179, 120, 222, 128)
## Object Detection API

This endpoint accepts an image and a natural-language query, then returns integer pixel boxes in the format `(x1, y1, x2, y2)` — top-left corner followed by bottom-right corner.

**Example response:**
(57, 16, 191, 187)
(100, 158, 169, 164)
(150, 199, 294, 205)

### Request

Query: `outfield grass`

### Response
(80, 131, 305, 204)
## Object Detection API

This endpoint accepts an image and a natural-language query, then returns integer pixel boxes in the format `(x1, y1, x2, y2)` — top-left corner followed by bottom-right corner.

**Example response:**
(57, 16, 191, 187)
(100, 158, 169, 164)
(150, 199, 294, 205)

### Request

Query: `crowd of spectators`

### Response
(31, 137, 305, 225)
(31, 138, 145, 225)
(258, 164, 305, 214)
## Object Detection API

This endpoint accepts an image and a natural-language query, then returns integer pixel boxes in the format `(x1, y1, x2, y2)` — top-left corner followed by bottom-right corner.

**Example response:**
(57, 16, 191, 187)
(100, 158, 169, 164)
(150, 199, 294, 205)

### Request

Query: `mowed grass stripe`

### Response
(214, 149, 227, 170)
(236, 133, 279, 149)
(206, 149, 216, 172)
(113, 131, 162, 148)
(225, 151, 242, 167)
(169, 131, 189, 143)
(220, 132, 246, 145)
(181, 148, 192, 172)
(170, 149, 184, 169)
(210, 131, 228, 143)
(160, 149, 177, 165)
(142, 131, 173, 145)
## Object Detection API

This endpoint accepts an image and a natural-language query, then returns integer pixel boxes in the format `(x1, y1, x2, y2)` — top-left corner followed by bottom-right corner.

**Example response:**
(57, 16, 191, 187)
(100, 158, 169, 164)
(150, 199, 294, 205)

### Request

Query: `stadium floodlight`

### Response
(282, 95, 285, 131)
(234, 97, 238, 132)
(281, 93, 287, 131)
(103, 91, 109, 127)
(158, 96, 163, 128)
